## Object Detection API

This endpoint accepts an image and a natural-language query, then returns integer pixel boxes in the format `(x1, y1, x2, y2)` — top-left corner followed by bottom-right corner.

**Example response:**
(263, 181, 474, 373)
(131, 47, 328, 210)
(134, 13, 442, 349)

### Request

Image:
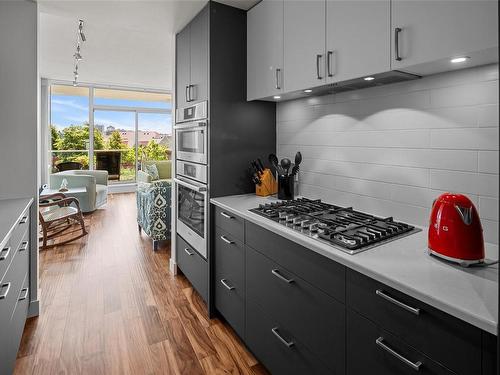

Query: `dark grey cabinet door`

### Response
(189, 6, 209, 104)
(176, 234, 208, 302)
(176, 25, 190, 109)
(347, 309, 455, 375)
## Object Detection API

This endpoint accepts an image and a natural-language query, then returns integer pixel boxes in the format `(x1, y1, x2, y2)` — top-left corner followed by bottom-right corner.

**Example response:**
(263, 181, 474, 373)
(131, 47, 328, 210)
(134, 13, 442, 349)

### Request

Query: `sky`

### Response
(51, 94, 173, 134)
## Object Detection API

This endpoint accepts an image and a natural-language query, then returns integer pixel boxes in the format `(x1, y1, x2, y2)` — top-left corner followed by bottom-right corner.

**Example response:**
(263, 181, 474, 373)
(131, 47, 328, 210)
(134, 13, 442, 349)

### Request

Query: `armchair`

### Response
(136, 160, 172, 250)
(49, 170, 108, 213)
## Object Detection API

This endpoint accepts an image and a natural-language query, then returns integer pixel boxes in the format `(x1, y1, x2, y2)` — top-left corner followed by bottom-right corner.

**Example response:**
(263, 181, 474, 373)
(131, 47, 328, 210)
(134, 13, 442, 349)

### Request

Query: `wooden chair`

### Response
(39, 193, 87, 249)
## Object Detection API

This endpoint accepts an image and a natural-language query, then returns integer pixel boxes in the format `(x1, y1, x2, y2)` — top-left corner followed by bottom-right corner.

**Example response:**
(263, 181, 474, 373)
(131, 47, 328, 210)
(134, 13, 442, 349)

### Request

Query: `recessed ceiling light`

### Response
(273, 95, 281, 99)
(364, 77, 375, 81)
(304, 89, 312, 93)
(451, 56, 470, 63)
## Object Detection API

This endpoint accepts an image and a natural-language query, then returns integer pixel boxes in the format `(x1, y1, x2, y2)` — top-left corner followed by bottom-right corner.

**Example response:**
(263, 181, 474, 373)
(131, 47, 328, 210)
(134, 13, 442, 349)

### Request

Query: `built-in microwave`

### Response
(175, 120, 208, 164)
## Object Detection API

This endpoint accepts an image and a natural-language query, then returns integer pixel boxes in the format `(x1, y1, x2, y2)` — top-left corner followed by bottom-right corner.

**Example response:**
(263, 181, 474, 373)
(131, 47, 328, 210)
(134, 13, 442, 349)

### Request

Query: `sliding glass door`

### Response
(48, 83, 172, 185)
(94, 110, 137, 183)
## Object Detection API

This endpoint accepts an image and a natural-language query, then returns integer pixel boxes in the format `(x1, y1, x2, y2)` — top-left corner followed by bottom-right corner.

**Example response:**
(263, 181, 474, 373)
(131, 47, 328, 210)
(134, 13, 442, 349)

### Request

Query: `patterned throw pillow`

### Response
(145, 164, 160, 181)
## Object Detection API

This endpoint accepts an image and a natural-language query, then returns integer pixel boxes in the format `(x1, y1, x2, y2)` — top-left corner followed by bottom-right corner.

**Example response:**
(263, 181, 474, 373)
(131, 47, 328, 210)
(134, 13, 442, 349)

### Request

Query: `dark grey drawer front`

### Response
(246, 221, 345, 303)
(176, 234, 208, 302)
(214, 206, 244, 241)
(246, 245, 345, 373)
(0, 232, 29, 325)
(347, 309, 455, 375)
(246, 298, 331, 375)
(4, 272, 29, 375)
(0, 219, 28, 283)
(214, 226, 245, 337)
(347, 269, 481, 375)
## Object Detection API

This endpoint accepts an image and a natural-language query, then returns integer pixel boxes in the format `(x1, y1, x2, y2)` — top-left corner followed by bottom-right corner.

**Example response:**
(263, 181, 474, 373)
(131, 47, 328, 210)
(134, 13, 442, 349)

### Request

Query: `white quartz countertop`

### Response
(211, 194, 499, 335)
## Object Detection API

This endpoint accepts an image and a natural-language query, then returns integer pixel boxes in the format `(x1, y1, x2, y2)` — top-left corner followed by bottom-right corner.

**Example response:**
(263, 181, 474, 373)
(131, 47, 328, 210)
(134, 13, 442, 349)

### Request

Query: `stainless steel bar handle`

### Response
(376, 337, 422, 371)
(19, 288, 29, 301)
(19, 216, 28, 224)
(0, 247, 10, 261)
(275, 68, 281, 90)
(220, 235, 234, 245)
(271, 327, 294, 348)
(220, 211, 234, 219)
(184, 248, 194, 256)
(174, 178, 207, 192)
(376, 289, 420, 315)
(316, 54, 323, 80)
(0, 282, 11, 300)
(189, 84, 195, 102)
(395, 27, 402, 61)
(220, 279, 235, 291)
(19, 241, 28, 252)
(327, 51, 334, 77)
(271, 269, 294, 284)
(185, 85, 190, 102)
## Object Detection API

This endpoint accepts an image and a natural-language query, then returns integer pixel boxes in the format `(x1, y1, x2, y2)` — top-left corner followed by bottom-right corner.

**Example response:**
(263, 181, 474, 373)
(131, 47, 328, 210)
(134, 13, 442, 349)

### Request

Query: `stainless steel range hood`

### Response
(266, 70, 421, 101)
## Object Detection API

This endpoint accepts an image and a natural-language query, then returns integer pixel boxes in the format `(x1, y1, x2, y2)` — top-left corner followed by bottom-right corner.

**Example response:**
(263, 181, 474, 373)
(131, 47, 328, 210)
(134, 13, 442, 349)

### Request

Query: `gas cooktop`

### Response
(249, 198, 420, 254)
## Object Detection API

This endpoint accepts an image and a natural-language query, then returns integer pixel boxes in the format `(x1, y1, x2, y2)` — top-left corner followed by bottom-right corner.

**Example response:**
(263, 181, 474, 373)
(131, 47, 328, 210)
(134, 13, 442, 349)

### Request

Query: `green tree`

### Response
(107, 130, 126, 150)
(141, 140, 169, 161)
(55, 123, 104, 150)
(50, 125, 60, 150)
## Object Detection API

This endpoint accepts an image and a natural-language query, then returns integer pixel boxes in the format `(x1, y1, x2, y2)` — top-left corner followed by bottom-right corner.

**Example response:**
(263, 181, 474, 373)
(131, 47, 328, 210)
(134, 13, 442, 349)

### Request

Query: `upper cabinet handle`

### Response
(275, 68, 281, 90)
(394, 27, 402, 61)
(19, 216, 28, 224)
(376, 289, 420, 315)
(316, 54, 323, 80)
(189, 84, 195, 102)
(185, 85, 190, 102)
(327, 51, 334, 77)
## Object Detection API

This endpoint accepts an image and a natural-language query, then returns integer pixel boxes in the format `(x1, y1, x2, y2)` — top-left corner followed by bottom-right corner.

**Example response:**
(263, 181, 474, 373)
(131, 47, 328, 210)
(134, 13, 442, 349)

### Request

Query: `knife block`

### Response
(256, 168, 278, 197)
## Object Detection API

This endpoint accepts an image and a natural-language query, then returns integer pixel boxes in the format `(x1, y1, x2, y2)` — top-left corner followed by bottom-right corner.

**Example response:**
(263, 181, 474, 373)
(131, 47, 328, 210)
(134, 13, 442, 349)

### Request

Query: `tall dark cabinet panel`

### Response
(208, 2, 276, 198)
(175, 27, 190, 108)
(190, 6, 209, 104)
(174, 1, 276, 317)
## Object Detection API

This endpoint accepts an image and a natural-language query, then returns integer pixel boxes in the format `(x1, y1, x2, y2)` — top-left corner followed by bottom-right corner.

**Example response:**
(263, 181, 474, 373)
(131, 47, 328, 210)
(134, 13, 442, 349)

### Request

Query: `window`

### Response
(49, 84, 172, 184)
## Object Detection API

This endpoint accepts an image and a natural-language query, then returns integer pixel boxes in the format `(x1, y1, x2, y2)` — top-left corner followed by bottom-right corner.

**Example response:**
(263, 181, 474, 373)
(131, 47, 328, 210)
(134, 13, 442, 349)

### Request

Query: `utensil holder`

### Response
(256, 169, 278, 197)
(278, 175, 294, 200)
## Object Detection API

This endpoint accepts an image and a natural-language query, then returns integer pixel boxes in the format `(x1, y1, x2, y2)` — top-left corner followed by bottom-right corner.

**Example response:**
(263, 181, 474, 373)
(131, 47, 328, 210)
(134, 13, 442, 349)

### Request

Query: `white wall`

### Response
(277, 64, 499, 244)
(0, 1, 40, 314)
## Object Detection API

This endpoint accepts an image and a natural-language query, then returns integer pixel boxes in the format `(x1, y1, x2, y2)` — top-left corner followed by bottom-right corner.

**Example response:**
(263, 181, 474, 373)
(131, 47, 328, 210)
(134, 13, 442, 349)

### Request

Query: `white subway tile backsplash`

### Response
(477, 104, 499, 127)
(430, 170, 498, 197)
(430, 128, 499, 150)
(479, 197, 499, 221)
(278, 65, 499, 243)
(478, 151, 499, 173)
(430, 80, 499, 108)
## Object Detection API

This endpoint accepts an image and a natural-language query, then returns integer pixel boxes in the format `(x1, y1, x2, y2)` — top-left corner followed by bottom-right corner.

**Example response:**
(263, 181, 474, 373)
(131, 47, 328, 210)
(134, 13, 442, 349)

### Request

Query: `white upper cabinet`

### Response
(283, 0, 326, 92)
(391, 0, 498, 74)
(326, 0, 390, 83)
(247, 0, 284, 100)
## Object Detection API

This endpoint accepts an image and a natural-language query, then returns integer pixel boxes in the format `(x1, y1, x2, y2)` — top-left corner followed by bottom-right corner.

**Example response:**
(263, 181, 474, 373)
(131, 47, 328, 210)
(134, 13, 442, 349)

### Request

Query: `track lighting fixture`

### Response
(72, 19, 86, 86)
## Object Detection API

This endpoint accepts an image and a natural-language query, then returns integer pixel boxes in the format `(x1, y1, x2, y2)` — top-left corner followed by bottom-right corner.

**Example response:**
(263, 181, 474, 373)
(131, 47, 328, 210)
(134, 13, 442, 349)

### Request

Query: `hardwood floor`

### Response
(15, 193, 269, 375)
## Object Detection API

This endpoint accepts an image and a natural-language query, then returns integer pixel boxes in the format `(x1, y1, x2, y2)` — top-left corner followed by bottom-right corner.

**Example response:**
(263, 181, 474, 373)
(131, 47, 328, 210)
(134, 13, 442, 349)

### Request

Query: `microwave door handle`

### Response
(174, 121, 207, 130)
(174, 178, 207, 192)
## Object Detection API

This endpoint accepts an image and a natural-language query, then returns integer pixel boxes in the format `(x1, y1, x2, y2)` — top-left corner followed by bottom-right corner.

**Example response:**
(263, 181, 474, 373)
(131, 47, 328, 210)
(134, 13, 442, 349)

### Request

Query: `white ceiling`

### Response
(38, 0, 260, 91)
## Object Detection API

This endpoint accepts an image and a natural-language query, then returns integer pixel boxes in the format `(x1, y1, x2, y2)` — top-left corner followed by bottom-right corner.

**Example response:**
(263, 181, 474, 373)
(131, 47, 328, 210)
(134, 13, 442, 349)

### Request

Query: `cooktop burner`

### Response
(249, 198, 420, 254)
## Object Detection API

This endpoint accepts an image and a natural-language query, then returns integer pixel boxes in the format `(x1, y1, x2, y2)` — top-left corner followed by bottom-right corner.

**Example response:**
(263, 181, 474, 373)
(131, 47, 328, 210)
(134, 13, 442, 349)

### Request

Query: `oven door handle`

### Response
(174, 121, 207, 130)
(174, 178, 207, 192)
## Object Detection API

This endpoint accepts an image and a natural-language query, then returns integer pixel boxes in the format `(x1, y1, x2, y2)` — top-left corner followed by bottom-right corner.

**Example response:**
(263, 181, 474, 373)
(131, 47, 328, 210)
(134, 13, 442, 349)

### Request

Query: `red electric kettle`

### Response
(428, 193, 484, 266)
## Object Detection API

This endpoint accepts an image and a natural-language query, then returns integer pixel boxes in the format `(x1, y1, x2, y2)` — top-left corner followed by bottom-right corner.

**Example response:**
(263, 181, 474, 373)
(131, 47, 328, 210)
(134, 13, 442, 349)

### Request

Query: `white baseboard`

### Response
(108, 183, 137, 194)
(169, 258, 177, 275)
